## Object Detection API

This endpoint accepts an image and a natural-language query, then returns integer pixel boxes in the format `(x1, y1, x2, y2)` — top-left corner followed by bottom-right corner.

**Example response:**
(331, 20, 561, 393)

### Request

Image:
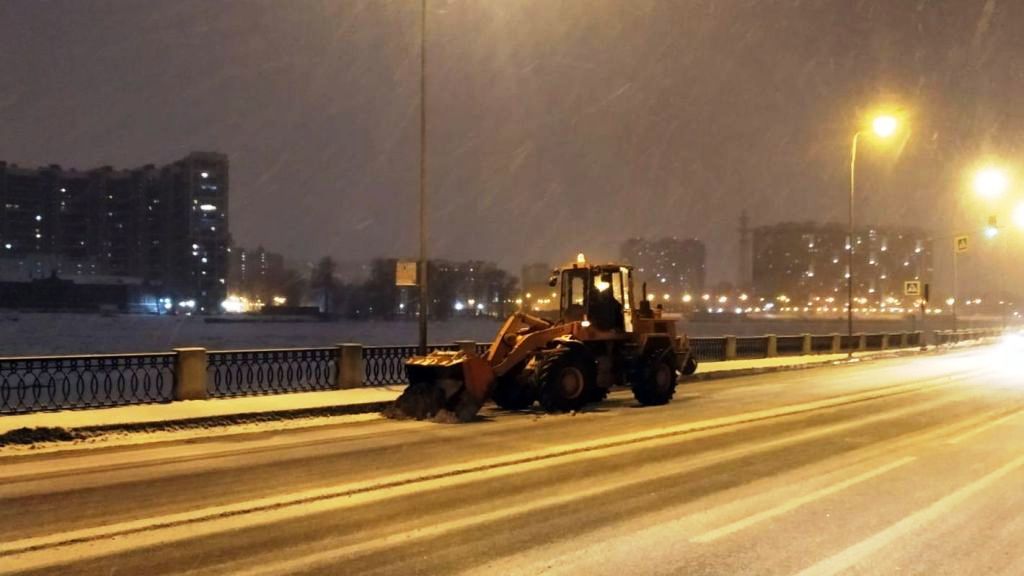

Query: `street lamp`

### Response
(974, 166, 1010, 199)
(417, 0, 429, 354)
(848, 113, 901, 353)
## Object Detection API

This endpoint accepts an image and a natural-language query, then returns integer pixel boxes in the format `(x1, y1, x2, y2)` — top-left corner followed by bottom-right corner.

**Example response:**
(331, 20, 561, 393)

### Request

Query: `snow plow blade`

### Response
(384, 351, 495, 422)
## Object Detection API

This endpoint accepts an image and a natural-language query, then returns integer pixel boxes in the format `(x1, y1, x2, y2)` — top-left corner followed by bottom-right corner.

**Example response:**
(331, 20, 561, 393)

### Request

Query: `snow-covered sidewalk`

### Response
(0, 350, 909, 437)
(0, 386, 403, 437)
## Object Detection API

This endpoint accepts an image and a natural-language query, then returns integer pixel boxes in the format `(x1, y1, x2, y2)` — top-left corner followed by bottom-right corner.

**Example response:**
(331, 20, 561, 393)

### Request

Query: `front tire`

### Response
(632, 349, 678, 406)
(681, 354, 698, 376)
(535, 347, 596, 412)
(493, 372, 536, 410)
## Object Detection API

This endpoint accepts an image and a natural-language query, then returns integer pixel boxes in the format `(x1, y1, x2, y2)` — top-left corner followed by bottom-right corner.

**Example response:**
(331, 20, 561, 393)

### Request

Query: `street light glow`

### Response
(871, 115, 899, 138)
(974, 167, 1009, 199)
(985, 225, 1000, 239)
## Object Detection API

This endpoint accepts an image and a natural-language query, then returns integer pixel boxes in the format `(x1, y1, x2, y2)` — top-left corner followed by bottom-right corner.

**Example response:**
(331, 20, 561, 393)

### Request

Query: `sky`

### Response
(2, 0, 1022, 292)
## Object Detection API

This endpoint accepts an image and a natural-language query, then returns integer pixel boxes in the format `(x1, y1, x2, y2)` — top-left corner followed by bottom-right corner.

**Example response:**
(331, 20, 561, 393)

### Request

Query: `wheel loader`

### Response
(388, 254, 698, 421)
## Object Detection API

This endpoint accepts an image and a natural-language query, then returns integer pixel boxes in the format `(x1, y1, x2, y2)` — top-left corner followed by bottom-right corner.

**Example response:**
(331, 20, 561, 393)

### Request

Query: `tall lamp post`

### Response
(418, 0, 429, 354)
(848, 114, 900, 354)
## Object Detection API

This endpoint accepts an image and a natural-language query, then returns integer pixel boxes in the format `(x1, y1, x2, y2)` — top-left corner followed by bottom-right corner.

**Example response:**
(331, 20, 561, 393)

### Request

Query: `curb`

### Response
(0, 401, 394, 447)
(688, 346, 931, 383)
(0, 340, 993, 447)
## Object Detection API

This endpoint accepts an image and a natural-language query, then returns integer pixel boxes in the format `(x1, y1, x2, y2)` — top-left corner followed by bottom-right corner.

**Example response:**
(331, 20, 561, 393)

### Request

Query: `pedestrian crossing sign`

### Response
(955, 236, 969, 253)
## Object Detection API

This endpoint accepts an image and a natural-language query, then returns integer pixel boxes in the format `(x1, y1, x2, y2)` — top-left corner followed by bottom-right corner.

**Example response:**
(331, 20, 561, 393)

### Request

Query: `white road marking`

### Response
(795, 453, 1024, 576)
(945, 408, 1023, 444)
(691, 456, 916, 543)
(0, 382, 966, 574)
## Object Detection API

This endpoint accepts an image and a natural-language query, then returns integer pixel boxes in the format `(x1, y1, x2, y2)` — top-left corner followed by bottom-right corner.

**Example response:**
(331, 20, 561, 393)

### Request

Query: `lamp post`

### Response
(417, 0, 429, 354)
(847, 114, 900, 354)
(972, 165, 1013, 334)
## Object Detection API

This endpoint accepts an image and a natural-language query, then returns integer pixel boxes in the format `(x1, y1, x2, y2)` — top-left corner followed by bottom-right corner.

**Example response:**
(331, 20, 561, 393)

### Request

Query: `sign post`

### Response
(904, 281, 928, 349)
(395, 261, 418, 287)
(952, 236, 968, 331)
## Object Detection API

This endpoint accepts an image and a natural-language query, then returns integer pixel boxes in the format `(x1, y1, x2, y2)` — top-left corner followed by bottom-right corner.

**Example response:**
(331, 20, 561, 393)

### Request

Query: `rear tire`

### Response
(493, 373, 536, 410)
(536, 347, 595, 413)
(588, 385, 610, 403)
(681, 354, 698, 376)
(632, 349, 678, 406)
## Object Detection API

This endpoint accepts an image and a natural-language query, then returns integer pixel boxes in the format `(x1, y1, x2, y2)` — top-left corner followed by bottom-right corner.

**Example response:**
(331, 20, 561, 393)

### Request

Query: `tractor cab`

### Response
(551, 255, 635, 333)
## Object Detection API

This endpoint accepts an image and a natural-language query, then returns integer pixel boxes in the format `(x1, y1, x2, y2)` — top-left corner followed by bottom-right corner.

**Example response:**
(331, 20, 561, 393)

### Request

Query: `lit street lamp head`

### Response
(871, 115, 900, 138)
(974, 166, 1010, 199)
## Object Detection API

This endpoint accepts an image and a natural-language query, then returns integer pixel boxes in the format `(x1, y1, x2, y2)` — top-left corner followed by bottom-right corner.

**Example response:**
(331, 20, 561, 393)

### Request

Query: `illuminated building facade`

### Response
(0, 152, 229, 311)
(751, 222, 933, 307)
(620, 237, 706, 298)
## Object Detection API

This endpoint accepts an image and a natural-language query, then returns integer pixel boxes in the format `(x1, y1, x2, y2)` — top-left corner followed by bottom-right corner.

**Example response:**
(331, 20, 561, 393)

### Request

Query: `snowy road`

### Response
(1, 339, 1023, 575)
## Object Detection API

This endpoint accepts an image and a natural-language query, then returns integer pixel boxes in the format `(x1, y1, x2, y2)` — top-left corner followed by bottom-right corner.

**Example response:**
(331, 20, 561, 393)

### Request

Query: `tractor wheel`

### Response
(681, 354, 698, 376)
(588, 385, 610, 403)
(536, 348, 596, 413)
(632, 349, 678, 406)
(492, 373, 536, 411)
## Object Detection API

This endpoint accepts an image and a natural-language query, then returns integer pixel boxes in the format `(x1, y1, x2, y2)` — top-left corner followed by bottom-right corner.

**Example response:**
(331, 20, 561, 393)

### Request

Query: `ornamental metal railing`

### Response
(690, 338, 727, 362)
(0, 353, 175, 414)
(811, 335, 835, 353)
(735, 336, 770, 359)
(206, 348, 337, 397)
(1, 328, 1004, 415)
(776, 335, 805, 355)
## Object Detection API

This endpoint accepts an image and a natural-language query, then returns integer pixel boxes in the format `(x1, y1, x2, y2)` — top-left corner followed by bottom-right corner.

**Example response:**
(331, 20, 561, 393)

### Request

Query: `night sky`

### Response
(2, 0, 1022, 291)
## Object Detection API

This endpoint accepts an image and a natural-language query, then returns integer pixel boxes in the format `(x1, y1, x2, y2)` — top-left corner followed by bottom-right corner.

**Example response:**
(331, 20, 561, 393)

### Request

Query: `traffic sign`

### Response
(955, 235, 969, 253)
(904, 281, 922, 297)
(395, 261, 418, 286)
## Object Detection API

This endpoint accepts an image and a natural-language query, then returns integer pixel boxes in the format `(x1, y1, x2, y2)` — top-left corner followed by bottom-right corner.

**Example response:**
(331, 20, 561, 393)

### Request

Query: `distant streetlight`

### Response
(871, 115, 899, 138)
(848, 112, 901, 353)
(974, 166, 1010, 199)
(1014, 202, 1024, 230)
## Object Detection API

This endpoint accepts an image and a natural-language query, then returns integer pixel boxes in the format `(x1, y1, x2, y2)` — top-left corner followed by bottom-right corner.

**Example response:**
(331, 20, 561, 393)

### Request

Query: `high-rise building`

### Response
(751, 221, 933, 305)
(228, 245, 287, 300)
(0, 152, 229, 311)
(620, 237, 706, 299)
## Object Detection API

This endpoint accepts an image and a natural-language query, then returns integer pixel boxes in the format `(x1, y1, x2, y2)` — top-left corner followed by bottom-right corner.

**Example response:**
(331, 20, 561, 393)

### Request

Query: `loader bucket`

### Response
(384, 351, 495, 422)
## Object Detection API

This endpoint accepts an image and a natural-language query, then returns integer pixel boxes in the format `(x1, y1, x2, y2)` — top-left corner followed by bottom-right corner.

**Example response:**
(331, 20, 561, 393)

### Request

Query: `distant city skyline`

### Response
(2, 1, 1022, 295)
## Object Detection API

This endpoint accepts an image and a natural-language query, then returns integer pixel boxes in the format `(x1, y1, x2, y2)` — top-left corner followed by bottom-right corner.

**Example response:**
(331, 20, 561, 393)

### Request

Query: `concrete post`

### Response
(857, 334, 866, 351)
(766, 334, 778, 358)
(724, 336, 737, 361)
(454, 340, 477, 355)
(337, 343, 364, 389)
(173, 347, 208, 401)
(831, 333, 841, 354)
(801, 333, 812, 355)
(880, 333, 889, 351)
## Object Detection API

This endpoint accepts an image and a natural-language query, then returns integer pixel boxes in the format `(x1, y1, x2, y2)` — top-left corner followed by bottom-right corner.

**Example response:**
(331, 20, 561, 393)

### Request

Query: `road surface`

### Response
(1, 337, 1022, 575)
